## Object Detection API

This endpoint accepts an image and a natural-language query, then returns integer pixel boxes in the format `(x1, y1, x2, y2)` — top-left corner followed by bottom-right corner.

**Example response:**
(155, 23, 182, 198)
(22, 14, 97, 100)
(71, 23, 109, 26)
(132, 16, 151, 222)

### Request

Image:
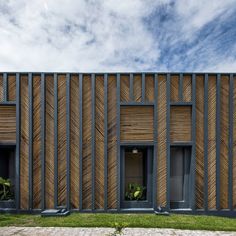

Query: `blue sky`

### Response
(0, 0, 236, 72)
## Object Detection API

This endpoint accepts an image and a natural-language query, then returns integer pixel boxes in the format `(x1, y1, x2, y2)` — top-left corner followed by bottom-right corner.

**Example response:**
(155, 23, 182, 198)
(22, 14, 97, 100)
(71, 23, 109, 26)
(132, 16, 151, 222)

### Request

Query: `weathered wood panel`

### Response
(70, 75, 80, 209)
(120, 106, 154, 141)
(120, 75, 129, 102)
(0, 74, 3, 102)
(133, 74, 141, 102)
(45, 75, 54, 209)
(170, 75, 179, 102)
(95, 76, 105, 209)
(58, 75, 67, 207)
(32, 75, 41, 209)
(8, 75, 16, 101)
(107, 75, 117, 209)
(233, 76, 236, 209)
(220, 75, 229, 209)
(170, 106, 192, 142)
(82, 75, 92, 209)
(195, 75, 204, 209)
(0, 106, 16, 142)
(20, 75, 29, 209)
(183, 75, 192, 102)
(208, 76, 216, 209)
(145, 75, 154, 102)
(157, 75, 167, 206)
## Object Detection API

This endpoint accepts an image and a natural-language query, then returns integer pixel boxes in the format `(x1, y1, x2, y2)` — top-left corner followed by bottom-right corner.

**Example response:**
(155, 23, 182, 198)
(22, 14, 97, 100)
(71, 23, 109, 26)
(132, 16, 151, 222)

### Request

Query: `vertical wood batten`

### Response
(153, 74, 158, 210)
(16, 73, 21, 211)
(104, 74, 108, 211)
(79, 74, 83, 210)
(191, 74, 196, 211)
(66, 74, 71, 210)
(129, 73, 133, 101)
(142, 73, 145, 103)
(40, 73, 45, 210)
(91, 74, 95, 211)
(54, 73, 58, 208)
(204, 74, 208, 211)
(117, 74, 121, 211)
(28, 73, 33, 210)
(166, 74, 170, 210)
(216, 74, 221, 210)
(229, 74, 233, 211)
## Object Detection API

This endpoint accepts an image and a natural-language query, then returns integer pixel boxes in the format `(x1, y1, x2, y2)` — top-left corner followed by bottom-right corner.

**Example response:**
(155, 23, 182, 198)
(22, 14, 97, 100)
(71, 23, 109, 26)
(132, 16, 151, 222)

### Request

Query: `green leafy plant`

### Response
(0, 177, 13, 201)
(125, 183, 146, 201)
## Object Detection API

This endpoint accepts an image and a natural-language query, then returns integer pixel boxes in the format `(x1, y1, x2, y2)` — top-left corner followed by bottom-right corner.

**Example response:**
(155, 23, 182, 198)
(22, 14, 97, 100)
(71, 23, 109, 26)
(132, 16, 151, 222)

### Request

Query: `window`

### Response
(170, 146, 191, 209)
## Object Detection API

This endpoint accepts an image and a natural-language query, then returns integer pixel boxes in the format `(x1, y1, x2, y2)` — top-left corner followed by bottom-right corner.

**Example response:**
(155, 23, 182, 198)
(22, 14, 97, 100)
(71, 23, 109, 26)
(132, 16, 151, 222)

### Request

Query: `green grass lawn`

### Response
(0, 213, 235, 231)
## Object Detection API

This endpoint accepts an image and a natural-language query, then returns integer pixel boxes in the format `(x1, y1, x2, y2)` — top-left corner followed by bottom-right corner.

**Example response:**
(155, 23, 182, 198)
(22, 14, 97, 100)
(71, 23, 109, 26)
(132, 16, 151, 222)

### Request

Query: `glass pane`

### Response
(124, 148, 147, 200)
(170, 147, 184, 201)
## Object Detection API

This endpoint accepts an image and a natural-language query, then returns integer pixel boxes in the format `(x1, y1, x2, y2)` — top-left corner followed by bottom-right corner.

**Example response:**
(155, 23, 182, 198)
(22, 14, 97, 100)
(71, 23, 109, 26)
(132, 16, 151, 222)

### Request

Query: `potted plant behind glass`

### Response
(0, 177, 15, 208)
(125, 183, 146, 207)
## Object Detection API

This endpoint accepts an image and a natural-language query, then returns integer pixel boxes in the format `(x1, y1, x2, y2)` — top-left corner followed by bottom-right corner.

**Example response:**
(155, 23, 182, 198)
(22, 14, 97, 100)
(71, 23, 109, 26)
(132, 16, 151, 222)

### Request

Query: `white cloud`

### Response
(0, 0, 235, 72)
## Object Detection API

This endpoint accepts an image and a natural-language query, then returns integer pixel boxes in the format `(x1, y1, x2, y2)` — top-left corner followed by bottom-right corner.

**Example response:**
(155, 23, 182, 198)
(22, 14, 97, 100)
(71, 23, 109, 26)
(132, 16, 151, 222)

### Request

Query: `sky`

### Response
(0, 0, 236, 72)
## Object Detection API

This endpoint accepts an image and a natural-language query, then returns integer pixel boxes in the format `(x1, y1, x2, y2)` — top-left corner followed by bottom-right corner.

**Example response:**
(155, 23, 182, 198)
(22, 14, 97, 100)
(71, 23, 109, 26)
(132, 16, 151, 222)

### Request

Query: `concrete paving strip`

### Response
(0, 227, 235, 236)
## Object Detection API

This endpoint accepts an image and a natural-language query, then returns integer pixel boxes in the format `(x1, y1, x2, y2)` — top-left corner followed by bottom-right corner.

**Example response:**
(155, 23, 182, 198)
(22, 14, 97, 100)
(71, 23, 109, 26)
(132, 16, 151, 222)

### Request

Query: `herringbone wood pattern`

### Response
(195, 75, 204, 209)
(45, 75, 55, 209)
(58, 75, 67, 207)
(208, 76, 216, 209)
(70, 75, 80, 209)
(20, 75, 29, 209)
(32, 75, 41, 209)
(82, 75, 92, 209)
(157, 75, 167, 206)
(107, 75, 117, 209)
(95, 76, 105, 209)
(220, 76, 229, 209)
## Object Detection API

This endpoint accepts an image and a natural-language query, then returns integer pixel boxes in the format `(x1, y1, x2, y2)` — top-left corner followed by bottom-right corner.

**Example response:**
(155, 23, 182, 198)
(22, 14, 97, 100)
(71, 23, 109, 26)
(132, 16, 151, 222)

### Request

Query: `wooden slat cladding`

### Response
(183, 75, 192, 102)
(107, 75, 117, 209)
(120, 75, 129, 102)
(0, 106, 16, 142)
(0, 74, 3, 102)
(170, 75, 179, 102)
(2, 72, 234, 214)
(195, 75, 204, 209)
(57, 74, 67, 207)
(120, 106, 154, 142)
(220, 75, 229, 209)
(45, 75, 54, 209)
(233, 76, 236, 209)
(82, 75, 92, 209)
(32, 75, 41, 209)
(70, 75, 80, 209)
(20, 75, 29, 209)
(95, 76, 105, 209)
(145, 74, 155, 102)
(8, 74, 16, 101)
(208, 75, 216, 209)
(157, 75, 167, 206)
(133, 74, 142, 102)
(170, 106, 192, 142)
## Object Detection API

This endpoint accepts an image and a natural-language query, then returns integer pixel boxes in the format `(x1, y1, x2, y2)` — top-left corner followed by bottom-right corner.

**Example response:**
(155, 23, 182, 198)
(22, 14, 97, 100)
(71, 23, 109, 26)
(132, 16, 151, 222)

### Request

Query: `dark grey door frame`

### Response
(120, 145, 153, 209)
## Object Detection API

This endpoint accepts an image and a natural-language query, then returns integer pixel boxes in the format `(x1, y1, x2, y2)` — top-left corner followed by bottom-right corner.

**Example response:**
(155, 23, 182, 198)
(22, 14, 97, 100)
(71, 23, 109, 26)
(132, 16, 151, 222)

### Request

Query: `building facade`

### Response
(0, 72, 235, 215)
